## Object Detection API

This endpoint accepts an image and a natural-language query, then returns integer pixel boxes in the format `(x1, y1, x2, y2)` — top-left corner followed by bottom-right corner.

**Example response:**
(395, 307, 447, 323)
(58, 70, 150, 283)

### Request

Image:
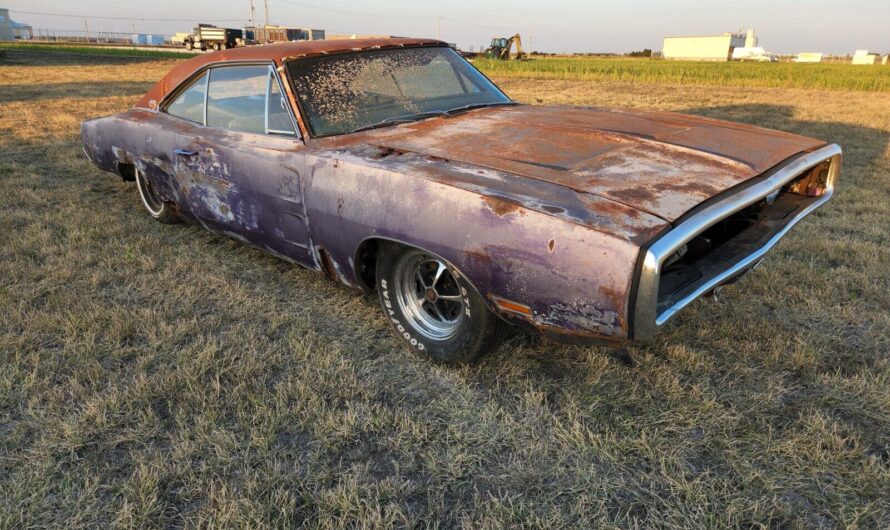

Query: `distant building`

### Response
(794, 52, 824, 63)
(852, 50, 879, 65)
(131, 34, 165, 46)
(662, 29, 756, 62)
(0, 8, 14, 41)
(11, 20, 31, 39)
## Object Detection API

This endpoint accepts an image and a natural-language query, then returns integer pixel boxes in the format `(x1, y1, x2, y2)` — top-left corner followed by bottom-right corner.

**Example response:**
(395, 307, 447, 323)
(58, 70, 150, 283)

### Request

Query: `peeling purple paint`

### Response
(80, 39, 833, 345)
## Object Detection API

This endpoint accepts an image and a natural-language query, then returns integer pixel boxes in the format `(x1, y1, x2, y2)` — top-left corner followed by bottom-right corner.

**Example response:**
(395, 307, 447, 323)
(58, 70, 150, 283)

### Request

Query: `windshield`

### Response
(286, 46, 512, 137)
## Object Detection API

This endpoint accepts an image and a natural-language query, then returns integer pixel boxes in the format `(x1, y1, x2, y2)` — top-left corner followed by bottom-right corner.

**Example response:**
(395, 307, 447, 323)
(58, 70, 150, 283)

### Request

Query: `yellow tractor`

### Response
(483, 33, 527, 60)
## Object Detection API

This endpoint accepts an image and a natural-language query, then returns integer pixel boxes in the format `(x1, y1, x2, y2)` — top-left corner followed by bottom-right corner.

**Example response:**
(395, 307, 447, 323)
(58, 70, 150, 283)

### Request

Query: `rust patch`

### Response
(547, 239, 555, 253)
(317, 247, 337, 280)
(482, 195, 523, 218)
(465, 250, 493, 270)
(599, 286, 627, 330)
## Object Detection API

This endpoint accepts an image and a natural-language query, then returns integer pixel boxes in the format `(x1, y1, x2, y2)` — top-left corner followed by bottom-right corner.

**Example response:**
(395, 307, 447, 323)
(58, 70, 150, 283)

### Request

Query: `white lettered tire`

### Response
(375, 242, 508, 364)
(135, 168, 178, 224)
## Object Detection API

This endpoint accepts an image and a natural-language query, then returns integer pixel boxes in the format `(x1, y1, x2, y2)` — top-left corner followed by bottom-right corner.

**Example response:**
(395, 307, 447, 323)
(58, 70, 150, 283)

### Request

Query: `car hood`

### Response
(321, 105, 825, 222)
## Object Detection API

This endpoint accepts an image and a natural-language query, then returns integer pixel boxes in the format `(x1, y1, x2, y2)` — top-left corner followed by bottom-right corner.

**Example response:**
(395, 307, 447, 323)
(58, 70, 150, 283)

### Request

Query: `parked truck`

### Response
(243, 26, 325, 44)
(181, 24, 244, 51)
(244, 26, 302, 44)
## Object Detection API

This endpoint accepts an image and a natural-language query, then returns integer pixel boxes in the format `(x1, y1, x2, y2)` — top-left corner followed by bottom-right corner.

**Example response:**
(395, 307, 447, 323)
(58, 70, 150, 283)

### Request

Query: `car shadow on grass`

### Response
(0, 80, 154, 103)
(0, 49, 183, 67)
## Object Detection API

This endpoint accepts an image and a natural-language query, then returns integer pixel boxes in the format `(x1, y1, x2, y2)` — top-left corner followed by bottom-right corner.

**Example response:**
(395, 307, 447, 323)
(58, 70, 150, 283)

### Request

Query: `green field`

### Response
(0, 42, 197, 60)
(474, 56, 890, 92)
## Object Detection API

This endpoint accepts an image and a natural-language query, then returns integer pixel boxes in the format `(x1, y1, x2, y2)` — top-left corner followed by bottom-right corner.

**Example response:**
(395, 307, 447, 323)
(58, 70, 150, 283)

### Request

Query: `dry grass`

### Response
(1, 50, 889, 528)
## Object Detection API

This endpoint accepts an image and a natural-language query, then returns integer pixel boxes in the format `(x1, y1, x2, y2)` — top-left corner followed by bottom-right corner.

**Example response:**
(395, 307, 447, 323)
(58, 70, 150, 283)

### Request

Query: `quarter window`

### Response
(267, 74, 296, 134)
(165, 71, 207, 124)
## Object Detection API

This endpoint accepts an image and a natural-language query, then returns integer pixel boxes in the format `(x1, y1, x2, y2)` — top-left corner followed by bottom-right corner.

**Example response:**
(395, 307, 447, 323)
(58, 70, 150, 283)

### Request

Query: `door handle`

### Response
(174, 148, 197, 157)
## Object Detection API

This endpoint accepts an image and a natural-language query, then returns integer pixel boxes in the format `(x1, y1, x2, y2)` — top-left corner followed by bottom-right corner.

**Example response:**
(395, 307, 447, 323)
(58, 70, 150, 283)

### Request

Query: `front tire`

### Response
(375, 243, 508, 364)
(135, 168, 178, 224)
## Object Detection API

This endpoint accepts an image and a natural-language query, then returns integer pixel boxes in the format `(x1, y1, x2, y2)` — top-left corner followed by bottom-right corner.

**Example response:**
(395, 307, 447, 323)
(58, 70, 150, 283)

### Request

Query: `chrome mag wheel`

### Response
(393, 251, 466, 341)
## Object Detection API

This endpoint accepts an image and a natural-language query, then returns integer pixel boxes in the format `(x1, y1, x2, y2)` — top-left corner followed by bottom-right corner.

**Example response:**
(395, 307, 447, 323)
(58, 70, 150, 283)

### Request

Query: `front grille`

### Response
(632, 145, 841, 339)
(657, 161, 830, 314)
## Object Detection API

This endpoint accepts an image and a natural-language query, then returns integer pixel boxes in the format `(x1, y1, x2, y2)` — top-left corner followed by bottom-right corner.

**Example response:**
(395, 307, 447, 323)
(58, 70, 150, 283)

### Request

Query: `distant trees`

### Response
(627, 49, 652, 58)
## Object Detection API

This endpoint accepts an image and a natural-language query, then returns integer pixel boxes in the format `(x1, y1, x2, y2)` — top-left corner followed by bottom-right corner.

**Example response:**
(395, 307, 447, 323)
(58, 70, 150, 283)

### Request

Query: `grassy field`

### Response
(1, 49, 889, 528)
(474, 56, 890, 92)
(0, 42, 197, 59)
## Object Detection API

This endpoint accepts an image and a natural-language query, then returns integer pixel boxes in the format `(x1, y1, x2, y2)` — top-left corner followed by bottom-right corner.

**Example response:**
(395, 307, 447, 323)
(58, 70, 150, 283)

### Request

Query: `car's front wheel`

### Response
(375, 243, 508, 364)
(135, 168, 178, 224)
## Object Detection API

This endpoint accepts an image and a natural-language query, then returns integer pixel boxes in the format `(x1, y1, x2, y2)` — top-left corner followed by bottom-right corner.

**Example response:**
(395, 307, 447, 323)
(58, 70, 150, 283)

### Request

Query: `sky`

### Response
(5, 0, 889, 55)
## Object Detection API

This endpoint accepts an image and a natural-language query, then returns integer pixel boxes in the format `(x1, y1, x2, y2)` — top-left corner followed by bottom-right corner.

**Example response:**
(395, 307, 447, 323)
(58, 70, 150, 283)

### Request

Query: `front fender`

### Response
(302, 149, 641, 341)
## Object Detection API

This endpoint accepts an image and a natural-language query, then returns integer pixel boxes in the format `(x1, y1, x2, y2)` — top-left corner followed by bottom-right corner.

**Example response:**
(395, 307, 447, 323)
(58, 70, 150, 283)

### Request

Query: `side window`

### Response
(267, 74, 296, 135)
(165, 72, 207, 124)
(206, 65, 269, 134)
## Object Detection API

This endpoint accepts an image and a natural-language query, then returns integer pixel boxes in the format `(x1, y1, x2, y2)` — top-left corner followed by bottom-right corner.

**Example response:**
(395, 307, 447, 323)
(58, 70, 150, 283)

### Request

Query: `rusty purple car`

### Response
(81, 38, 841, 364)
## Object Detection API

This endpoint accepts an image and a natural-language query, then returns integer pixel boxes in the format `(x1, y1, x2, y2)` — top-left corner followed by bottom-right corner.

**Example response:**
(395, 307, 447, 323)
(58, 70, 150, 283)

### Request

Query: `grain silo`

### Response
(0, 9, 15, 41)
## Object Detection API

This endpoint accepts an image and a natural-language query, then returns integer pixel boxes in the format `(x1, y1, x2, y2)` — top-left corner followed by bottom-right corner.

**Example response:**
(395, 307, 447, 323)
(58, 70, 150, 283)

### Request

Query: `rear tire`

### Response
(212, 43, 221, 51)
(135, 168, 178, 224)
(375, 243, 508, 364)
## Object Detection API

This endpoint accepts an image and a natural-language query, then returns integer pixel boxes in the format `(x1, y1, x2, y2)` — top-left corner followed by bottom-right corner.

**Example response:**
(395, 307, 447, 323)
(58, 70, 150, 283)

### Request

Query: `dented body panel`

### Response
(81, 39, 840, 344)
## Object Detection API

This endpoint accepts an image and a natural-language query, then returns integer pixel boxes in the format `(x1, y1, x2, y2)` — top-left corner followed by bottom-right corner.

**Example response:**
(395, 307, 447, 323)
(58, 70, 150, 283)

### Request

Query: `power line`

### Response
(12, 5, 531, 46)
(274, 0, 438, 20)
(9, 9, 244, 23)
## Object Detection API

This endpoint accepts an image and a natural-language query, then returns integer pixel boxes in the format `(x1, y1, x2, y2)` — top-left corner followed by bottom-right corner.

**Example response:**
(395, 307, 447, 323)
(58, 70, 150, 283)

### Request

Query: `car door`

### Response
(165, 63, 314, 266)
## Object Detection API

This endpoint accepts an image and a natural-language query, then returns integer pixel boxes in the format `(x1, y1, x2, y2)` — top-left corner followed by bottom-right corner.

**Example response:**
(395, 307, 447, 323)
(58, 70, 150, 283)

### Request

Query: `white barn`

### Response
(662, 30, 757, 62)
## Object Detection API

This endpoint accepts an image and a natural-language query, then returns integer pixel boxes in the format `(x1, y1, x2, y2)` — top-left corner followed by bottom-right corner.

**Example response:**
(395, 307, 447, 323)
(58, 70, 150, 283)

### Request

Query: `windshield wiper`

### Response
(350, 111, 447, 134)
(444, 101, 517, 117)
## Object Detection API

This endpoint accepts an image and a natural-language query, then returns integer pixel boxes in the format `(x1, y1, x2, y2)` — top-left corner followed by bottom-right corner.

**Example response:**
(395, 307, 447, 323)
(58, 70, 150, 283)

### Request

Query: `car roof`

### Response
(135, 37, 447, 109)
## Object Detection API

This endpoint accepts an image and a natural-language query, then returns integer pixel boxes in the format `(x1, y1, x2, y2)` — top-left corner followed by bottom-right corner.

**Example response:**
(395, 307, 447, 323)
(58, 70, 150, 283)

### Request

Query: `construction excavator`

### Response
(483, 33, 527, 60)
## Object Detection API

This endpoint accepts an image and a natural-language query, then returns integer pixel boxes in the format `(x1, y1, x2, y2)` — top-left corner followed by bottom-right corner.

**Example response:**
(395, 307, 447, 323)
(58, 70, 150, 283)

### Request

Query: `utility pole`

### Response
(249, 0, 255, 27)
(83, 19, 90, 42)
(264, 0, 269, 26)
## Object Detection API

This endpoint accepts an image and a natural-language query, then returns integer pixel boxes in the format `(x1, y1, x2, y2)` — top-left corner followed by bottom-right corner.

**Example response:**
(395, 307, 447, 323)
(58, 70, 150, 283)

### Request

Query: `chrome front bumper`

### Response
(632, 143, 842, 339)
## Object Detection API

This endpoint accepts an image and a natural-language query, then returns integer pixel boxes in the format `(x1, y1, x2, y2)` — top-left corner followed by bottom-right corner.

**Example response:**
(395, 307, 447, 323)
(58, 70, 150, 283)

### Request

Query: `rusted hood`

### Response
(338, 105, 825, 222)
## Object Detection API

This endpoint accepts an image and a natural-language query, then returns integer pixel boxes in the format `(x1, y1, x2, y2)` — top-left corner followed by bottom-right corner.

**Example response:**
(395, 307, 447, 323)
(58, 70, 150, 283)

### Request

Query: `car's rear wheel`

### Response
(375, 243, 508, 364)
(135, 168, 178, 224)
